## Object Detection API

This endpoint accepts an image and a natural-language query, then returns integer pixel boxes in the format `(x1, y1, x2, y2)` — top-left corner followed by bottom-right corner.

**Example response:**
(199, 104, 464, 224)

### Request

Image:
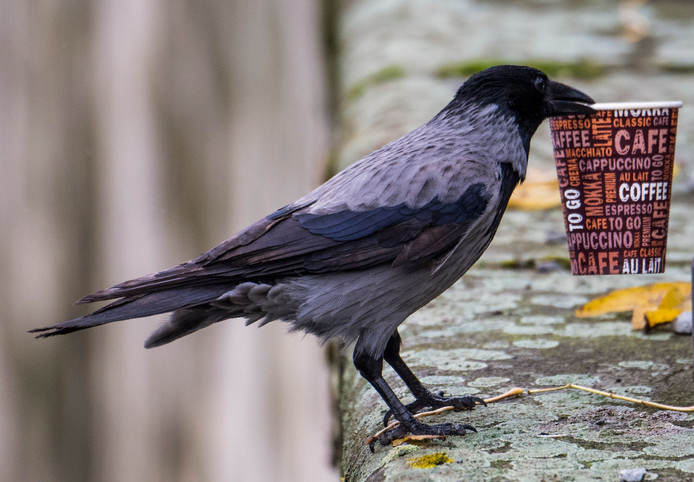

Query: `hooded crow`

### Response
(32, 65, 594, 446)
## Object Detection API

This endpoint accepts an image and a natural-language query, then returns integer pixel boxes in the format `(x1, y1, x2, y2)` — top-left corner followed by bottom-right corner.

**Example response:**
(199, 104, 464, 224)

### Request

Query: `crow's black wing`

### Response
(31, 178, 496, 338)
(79, 181, 491, 303)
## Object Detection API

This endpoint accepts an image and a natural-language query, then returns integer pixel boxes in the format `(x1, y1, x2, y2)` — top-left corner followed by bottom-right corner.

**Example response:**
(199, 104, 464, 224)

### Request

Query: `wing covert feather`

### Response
(82, 162, 502, 302)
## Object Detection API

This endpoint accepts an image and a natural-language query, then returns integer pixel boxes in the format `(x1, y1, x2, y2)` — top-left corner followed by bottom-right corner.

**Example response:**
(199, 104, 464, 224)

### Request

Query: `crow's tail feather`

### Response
(143, 307, 235, 348)
(30, 284, 232, 340)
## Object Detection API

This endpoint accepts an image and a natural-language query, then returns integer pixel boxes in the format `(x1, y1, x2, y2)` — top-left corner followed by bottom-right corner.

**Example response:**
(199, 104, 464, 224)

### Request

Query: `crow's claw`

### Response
(370, 421, 477, 452)
(383, 393, 486, 426)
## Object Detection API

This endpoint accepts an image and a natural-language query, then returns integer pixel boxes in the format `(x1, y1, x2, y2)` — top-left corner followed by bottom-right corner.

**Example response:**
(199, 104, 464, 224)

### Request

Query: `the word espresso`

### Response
(550, 106, 678, 275)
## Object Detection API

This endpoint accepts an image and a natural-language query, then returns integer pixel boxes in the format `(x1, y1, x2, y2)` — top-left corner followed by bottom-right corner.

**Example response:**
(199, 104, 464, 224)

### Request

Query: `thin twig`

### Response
(528, 383, 694, 412)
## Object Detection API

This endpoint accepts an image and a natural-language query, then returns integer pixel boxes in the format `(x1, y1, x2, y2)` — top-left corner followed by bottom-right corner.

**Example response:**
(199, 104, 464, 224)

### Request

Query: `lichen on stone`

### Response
(407, 452, 454, 469)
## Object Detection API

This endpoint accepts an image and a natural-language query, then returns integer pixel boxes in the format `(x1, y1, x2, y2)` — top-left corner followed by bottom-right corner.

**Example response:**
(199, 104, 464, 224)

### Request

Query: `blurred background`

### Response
(1, 0, 337, 480)
(2, 0, 694, 481)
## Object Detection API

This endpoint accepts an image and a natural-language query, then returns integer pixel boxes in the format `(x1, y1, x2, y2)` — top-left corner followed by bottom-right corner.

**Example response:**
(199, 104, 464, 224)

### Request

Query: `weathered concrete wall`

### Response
(336, 1, 694, 480)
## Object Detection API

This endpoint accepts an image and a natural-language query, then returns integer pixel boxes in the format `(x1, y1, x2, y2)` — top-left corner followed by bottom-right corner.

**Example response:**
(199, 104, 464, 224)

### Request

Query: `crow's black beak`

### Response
(547, 80, 595, 116)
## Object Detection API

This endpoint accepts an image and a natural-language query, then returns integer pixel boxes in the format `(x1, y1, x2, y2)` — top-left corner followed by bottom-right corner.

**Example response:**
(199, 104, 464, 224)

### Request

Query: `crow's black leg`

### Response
(381, 330, 485, 426)
(353, 338, 476, 450)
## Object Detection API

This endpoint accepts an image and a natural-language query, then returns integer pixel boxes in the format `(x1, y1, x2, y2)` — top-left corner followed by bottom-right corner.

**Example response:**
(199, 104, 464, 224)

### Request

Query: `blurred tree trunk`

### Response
(0, 0, 336, 480)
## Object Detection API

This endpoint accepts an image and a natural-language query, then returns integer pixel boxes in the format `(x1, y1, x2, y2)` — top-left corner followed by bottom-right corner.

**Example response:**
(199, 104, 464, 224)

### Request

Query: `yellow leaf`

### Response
(631, 304, 648, 330)
(508, 179, 561, 210)
(575, 282, 691, 330)
(646, 308, 682, 327)
(646, 287, 690, 327)
(508, 168, 561, 210)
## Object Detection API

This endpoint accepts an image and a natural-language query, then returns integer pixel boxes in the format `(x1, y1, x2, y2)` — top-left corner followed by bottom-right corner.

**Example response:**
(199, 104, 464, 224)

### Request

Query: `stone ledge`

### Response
(336, 1, 694, 479)
(339, 254, 694, 480)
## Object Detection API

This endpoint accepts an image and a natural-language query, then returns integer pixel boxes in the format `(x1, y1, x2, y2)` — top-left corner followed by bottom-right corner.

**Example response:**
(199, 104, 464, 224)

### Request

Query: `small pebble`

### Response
(673, 311, 692, 334)
(619, 467, 647, 482)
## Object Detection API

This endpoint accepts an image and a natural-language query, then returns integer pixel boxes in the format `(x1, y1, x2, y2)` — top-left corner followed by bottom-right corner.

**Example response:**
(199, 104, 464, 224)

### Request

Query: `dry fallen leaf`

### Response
(508, 180, 561, 210)
(575, 282, 692, 329)
(508, 168, 561, 210)
(392, 434, 446, 447)
(645, 286, 689, 327)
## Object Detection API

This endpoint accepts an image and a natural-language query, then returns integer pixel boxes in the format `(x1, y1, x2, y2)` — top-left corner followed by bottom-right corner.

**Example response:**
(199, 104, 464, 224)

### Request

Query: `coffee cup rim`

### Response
(590, 101, 683, 110)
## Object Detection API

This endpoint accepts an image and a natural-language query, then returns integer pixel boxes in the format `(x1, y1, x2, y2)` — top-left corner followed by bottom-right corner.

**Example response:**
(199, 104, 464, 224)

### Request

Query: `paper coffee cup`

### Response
(549, 101, 682, 275)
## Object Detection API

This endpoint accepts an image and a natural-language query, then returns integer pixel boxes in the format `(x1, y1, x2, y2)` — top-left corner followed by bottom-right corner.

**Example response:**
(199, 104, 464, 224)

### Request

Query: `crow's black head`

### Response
(446, 65, 594, 153)
(456, 65, 595, 117)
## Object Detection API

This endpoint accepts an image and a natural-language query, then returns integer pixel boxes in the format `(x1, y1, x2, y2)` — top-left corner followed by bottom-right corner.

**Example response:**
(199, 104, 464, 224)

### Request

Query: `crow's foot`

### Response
(370, 420, 476, 451)
(383, 391, 485, 426)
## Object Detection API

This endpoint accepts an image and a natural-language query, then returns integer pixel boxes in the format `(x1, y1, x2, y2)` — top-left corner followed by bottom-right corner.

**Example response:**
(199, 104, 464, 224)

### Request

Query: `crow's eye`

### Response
(533, 76, 547, 93)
